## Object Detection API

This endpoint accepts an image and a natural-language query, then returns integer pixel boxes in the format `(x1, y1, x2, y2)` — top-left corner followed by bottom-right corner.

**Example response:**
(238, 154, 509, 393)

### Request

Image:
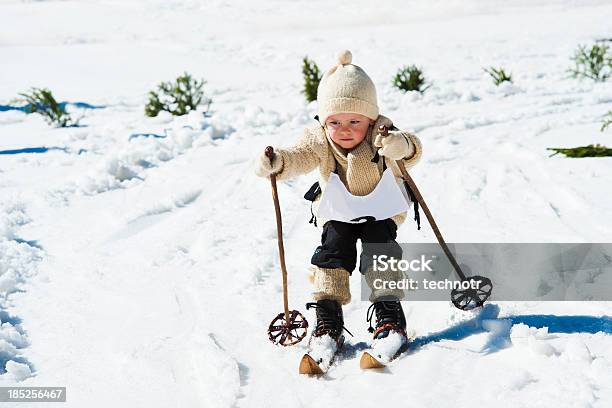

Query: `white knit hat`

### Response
(317, 49, 379, 124)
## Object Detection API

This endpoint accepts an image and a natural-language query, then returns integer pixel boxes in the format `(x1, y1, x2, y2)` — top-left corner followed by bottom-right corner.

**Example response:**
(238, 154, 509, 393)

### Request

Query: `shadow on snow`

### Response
(409, 303, 612, 355)
(0, 147, 87, 155)
(0, 102, 106, 112)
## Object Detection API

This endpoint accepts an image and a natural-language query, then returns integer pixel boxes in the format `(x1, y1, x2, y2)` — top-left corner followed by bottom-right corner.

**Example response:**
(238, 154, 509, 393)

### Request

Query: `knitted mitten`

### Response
(373, 130, 414, 161)
(254, 150, 283, 178)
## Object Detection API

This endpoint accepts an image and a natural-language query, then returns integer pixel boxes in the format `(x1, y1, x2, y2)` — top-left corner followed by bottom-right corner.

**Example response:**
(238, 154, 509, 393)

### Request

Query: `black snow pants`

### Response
(310, 219, 403, 275)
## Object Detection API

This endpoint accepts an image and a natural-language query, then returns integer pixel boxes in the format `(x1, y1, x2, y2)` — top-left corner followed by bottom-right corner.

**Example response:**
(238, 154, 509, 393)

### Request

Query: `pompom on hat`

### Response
(316, 49, 379, 124)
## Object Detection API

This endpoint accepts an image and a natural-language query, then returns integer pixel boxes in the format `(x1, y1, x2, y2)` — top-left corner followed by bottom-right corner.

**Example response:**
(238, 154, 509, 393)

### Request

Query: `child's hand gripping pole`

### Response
(377, 126, 493, 310)
(264, 147, 308, 346)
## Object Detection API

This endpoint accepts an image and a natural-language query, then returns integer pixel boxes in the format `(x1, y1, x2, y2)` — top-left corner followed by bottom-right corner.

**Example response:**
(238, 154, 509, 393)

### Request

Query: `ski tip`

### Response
(359, 352, 386, 369)
(299, 354, 325, 375)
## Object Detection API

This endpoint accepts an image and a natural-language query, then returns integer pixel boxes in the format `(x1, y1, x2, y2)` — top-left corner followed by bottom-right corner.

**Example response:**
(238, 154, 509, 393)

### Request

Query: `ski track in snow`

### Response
(1, 0, 612, 407)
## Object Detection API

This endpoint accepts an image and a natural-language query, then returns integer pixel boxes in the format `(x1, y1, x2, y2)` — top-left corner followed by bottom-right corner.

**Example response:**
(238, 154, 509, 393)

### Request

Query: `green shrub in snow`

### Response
(16, 87, 78, 127)
(547, 144, 612, 158)
(601, 111, 612, 132)
(145, 72, 211, 117)
(483, 66, 513, 86)
(392, 65, 431, 94)
(301, 56, 322, 103)
(568, 42, 612, 82)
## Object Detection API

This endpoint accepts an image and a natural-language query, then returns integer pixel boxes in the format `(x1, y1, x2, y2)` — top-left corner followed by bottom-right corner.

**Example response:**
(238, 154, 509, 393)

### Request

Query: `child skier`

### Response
(255, 50, 423, 371)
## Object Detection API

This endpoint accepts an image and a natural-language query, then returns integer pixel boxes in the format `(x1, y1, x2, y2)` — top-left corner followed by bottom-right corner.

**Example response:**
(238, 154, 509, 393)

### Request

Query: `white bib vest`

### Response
(316, 168, 410, 224)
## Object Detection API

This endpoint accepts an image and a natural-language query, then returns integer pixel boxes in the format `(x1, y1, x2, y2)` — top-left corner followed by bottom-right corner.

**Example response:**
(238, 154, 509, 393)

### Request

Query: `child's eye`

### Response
(350, 120, 360, 125)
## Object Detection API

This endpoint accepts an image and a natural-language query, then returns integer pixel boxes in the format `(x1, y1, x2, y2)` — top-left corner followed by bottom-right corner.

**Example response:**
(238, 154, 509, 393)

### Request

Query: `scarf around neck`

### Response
(324, 124, 384, 196)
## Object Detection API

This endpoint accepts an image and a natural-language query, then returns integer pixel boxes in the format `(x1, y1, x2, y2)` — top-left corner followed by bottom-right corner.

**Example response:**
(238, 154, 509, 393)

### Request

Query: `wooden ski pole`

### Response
(378, 125, 467, 281)
(264, 146, 291, 325)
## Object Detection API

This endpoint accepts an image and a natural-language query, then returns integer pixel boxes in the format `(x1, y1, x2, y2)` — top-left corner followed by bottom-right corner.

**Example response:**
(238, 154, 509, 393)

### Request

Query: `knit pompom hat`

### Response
(317, 49, 379, 124)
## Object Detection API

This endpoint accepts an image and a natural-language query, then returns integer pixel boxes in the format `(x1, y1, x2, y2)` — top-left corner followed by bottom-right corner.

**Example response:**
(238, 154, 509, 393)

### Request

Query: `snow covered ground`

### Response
(1, 0, 612, 406)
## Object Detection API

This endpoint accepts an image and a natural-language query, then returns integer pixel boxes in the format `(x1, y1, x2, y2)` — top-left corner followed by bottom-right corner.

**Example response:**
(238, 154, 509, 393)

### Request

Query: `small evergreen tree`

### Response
(16, 88, 78, 127)
(483, 66, 513, 85)
(145, 72, 211, 117)
(569, 42, 612, 81)
(601, 110, 612, 132)
(301, 56, 322, 103)
(547, 144, 612, 158)
(392, 65, 431, 93)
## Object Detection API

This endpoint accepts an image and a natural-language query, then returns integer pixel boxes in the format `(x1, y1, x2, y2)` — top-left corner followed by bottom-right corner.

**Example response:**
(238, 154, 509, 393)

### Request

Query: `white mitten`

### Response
(373, 130, 411, 160)
(254, 150, 283, 178)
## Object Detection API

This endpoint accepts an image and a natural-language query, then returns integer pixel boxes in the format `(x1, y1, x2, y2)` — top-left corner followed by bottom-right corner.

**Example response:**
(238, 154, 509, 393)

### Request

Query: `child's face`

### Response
(324, 113, 373, 150)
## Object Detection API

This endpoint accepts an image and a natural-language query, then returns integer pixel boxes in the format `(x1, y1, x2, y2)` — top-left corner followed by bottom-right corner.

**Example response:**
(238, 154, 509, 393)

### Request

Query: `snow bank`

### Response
(0, 199, 38, 382)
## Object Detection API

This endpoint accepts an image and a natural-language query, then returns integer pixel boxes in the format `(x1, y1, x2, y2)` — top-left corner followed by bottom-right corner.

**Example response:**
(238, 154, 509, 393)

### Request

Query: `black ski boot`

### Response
(300, 299, 353, 374)
(305, 299, 351, 343)
(360, 299, 410, 368)
(366, 298, 407, 340)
